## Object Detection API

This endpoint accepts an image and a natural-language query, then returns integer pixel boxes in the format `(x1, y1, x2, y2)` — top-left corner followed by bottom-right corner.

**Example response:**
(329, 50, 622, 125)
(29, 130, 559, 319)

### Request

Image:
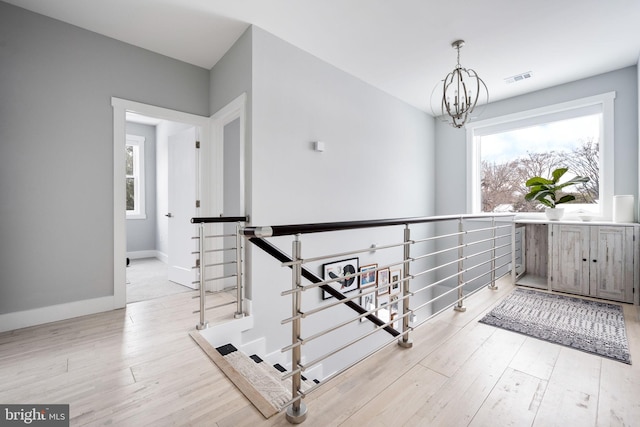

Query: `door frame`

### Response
(207, 93, 248, 292)
(210, 93, 247, 218)
(112, 98, 214, 308)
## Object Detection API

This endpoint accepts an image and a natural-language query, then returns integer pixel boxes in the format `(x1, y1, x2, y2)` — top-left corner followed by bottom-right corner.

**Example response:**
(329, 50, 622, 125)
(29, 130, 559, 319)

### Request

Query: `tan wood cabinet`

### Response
(517, 221, 638, 304)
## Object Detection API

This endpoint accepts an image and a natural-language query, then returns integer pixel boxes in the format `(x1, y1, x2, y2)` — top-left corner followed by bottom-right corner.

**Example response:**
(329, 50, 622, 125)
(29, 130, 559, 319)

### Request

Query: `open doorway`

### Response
(112, 98, 214, 309)
(124, 113, 198, 303)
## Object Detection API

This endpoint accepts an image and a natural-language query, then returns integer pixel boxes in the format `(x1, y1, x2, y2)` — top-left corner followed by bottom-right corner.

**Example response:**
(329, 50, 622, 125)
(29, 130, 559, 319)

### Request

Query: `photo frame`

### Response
(360, 289, 376, 322)
(377, 268, 390, 296)
(359, 264, 377, 288)
(376, 293, 390, 319)
(390, 269, 402, 295)
(322, 257, 359, 300)
(390, 294, 399, 316)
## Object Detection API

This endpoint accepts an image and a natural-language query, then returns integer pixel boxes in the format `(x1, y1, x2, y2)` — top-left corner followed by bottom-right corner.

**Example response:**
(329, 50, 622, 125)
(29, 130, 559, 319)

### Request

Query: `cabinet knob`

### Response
(582, 258, 587, 262)
(592, 259, 597, 263)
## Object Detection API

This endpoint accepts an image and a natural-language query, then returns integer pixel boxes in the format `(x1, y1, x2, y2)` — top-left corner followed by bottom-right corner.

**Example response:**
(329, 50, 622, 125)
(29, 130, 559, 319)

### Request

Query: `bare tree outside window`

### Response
(125, 145, 135, 211)
(479, 115, 600, 213)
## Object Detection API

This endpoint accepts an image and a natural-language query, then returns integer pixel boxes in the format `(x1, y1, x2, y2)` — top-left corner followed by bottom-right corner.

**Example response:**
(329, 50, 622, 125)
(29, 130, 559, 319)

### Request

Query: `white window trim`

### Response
(126, 134, 146, 219)
(465, 91, 615, 220)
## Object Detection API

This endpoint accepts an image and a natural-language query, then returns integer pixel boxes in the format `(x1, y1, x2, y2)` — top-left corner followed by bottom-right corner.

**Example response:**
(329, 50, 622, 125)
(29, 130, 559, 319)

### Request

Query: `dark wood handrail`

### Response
(242, 213, 515, 237)
(191, 216, 249, 224)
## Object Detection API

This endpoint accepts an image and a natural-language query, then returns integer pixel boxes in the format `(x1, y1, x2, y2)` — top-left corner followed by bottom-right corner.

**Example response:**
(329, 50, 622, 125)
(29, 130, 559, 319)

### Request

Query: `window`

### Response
(466, 92, 615, 219)
(126, 134, 146, 219)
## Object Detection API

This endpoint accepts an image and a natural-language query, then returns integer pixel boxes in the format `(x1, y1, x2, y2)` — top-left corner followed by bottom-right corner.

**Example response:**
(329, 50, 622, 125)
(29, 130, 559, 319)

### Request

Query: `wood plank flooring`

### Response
(1, 279, 638, 426)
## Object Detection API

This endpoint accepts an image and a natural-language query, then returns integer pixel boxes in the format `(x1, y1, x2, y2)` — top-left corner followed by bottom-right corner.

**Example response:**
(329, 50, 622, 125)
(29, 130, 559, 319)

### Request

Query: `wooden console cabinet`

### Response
(516, 221, 639, 304)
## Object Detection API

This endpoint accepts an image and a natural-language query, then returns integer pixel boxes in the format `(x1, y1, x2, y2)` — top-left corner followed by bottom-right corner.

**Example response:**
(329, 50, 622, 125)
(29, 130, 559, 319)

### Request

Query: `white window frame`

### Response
(126, 134, 146, 219)
(466, 92, 615, 220)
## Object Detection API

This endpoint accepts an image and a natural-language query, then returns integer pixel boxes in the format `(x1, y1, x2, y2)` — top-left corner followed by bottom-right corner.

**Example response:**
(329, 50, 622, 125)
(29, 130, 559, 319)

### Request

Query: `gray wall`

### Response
(125, 122, 157, 253)
(244, 27, 435, 372)
(434, 66, 639, 216)
(210, 27, 253, 217)
(0, 2, 209, 314)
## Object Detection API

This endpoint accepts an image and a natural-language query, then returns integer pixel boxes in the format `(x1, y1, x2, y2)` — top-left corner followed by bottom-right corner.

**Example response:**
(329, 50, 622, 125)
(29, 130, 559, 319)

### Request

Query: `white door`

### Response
(167, 127, 198, 288)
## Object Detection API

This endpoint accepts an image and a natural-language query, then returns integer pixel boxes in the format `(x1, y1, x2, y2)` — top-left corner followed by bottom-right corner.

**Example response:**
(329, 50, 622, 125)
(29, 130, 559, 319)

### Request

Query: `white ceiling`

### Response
(6, 0, 640, 112)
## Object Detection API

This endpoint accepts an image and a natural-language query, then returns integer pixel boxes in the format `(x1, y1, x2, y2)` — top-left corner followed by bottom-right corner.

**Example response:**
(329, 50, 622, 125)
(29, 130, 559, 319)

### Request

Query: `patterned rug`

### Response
(479, 288, 631, 364)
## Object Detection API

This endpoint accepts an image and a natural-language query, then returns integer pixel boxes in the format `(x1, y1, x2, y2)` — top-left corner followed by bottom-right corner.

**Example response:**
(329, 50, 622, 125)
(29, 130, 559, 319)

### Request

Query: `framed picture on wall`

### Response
(377, 268, 390, 296)
(359, 264, 377, 288)
(376, 293, 390, 320)
(390, 294, 399, 316)
(390, 269, 402, 295)
(322, 257, 359, 300)
(360, 288, 376, 322)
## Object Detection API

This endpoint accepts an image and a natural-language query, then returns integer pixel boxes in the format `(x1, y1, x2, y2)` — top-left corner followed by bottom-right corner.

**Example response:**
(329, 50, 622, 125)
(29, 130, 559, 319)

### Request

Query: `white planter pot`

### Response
(545, 207, 564, 221)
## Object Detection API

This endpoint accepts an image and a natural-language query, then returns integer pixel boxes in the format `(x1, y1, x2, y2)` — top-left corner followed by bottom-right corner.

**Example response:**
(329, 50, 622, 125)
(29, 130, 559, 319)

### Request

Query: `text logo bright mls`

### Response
(1, 405, 69, 426)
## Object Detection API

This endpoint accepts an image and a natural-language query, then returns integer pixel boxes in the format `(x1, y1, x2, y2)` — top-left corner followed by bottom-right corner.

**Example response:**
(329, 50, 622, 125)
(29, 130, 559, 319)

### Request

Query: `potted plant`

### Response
(524, 167, 590, 220)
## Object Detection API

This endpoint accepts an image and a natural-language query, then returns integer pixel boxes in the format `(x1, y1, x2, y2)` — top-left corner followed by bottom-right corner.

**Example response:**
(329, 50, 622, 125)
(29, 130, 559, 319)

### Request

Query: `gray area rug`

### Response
(479, 288, 631, 364)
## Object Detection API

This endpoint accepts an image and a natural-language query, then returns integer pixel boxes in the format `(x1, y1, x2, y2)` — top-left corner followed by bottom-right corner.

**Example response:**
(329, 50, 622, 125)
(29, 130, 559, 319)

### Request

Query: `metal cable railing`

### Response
(191, 216, 249, 330)
(241, 213, 515, 424)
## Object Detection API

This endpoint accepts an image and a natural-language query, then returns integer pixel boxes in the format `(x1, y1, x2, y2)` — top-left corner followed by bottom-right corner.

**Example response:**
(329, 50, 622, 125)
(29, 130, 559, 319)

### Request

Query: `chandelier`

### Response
(433, 40, 488, 128)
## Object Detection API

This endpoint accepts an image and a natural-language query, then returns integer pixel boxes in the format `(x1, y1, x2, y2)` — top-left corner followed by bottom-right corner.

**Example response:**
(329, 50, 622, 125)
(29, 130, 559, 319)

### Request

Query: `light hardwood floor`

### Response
(1, 280, 638, 426)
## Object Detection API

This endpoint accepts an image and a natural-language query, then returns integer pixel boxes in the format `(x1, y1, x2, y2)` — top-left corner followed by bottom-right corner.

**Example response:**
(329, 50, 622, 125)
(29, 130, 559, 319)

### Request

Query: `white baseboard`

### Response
(156, 251, 168, 263)
(0, 296, 116, 333)
(127, 250, 162, 260)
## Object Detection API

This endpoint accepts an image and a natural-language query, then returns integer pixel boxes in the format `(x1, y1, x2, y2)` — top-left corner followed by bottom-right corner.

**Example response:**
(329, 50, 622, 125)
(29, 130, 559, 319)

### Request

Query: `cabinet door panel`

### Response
(589, 226, 634, 303)
(550, 225, 590, 295)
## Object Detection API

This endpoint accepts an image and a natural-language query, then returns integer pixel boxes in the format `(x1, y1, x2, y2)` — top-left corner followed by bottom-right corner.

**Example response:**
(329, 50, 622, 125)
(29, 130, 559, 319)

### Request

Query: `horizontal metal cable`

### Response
(191, 287, 238, 299)
(192, 300, 237, 313)
(463, 224, 512, 235)
(411, 270, 511, 328)
(411, 251, 510, 292)
(190, 247, 237, 255)
(281, 292, 412, 350)
(280, 325, 411, 402)
(410, 230, 464, 244)
(190, 273, 237, 285)
(297, 309, 412, 372)
(191, 233, 238, 240)
(410, 261, 511, 314)
(282, 241, 410, 267)
(191, 260, 238, 270)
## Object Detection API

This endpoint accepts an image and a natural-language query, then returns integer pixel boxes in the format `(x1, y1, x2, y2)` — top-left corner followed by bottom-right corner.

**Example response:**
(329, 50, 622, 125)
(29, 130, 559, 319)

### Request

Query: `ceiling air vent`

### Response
(504, 71, 532, 84)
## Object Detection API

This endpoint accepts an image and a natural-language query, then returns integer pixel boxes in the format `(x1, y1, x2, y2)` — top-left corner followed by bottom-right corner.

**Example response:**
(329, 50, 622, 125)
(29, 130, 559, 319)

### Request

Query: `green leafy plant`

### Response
(524, 167, 590, 208)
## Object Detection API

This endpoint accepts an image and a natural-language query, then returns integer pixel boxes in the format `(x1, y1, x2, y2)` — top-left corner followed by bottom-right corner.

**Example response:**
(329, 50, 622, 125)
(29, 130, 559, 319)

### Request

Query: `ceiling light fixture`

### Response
(432, 40, 488, 128)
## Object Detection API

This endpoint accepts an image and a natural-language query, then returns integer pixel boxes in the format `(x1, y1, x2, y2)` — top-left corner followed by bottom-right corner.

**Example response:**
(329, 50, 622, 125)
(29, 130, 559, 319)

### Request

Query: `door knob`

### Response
(165, 213, 173, 218)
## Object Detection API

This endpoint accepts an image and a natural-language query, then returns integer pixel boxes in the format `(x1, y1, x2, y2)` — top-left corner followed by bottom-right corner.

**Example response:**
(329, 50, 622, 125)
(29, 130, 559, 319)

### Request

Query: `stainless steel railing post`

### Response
(511, 220, 517, 285)
(488, 216, 498, 290)
(286, 234, 307, 424)
(234, 222, 244, 319)
(454, 217, 466, 312)
(196, 222, 209, 330)
(398, 224, 413, 348)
